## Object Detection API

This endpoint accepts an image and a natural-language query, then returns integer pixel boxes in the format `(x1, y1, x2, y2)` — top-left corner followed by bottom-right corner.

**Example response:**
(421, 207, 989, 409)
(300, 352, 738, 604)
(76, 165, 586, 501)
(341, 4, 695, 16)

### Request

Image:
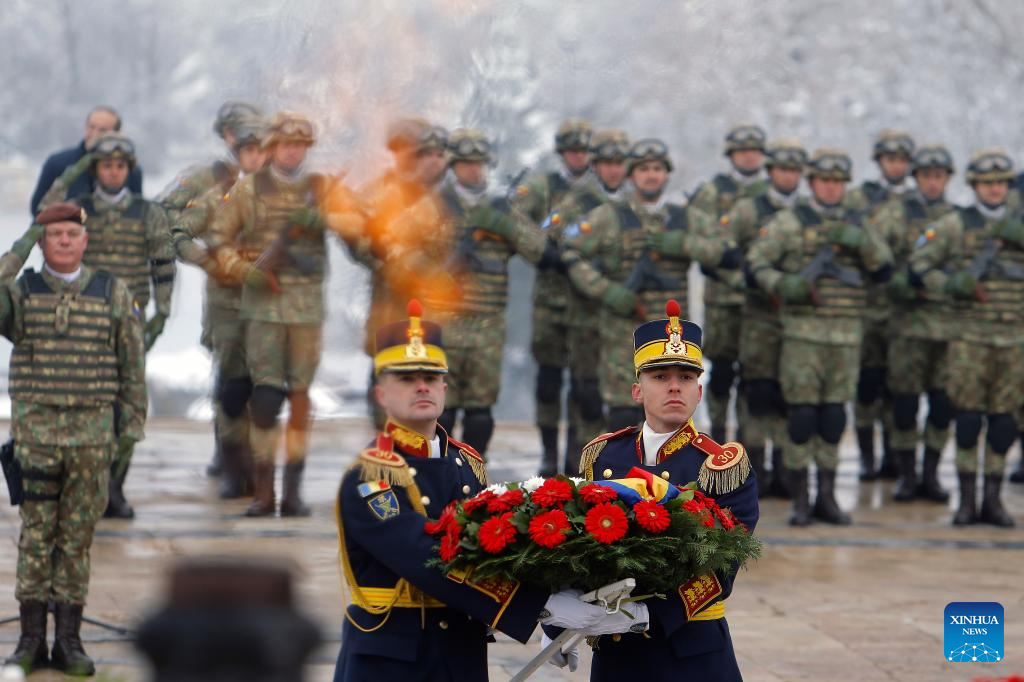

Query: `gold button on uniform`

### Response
(455, 458, 463, 467)
(421, 496, 431, 506)
(462, 485, 471, 495)
(409, 467, 417, 477)
(603, 468, 613, 479)
(612, 634, 621, 642)
(661, 471, 670, 480)
(439, 620, 449, 630)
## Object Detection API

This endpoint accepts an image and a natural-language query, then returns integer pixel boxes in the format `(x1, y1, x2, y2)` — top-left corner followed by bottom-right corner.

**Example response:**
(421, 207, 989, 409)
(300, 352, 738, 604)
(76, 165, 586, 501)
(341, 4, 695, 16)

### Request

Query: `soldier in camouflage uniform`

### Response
(560, 139, 738, 432)
(731, 138, 808, 498)
(160, 100, 263, 479)
(170, 120, 270, 499)
(690, 124, 769, 443)
(207, 111, 342, 517)
(3, 203, 146, 676)
(846, 130, 916, 480)
(747, 149, 893, 526)
(907, 148, 1023, 527)
(40, 131, 174, 519)
(417, 128, 548, 456)
(512, 119, 593, 476)
(877, 145, 957, 503)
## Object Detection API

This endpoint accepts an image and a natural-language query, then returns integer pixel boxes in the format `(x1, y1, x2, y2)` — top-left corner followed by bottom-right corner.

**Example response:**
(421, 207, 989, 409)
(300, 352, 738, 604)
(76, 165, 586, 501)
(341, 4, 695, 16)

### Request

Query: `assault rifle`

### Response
(799, 243, 863, 306)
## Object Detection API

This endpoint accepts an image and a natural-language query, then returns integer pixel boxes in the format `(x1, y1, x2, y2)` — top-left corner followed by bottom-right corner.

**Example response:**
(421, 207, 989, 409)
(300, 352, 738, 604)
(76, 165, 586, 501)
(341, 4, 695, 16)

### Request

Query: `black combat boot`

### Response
(952, 472, 977, 526)
(1009, 454, 1024, 483)
(280, 461, 312, 517)
(748, 447, 768, 498)
(892, 450, 918, 502)
(245, 463, 276, 517)
(766, 448, 791, 498)
(979, 474, 1015, 528)
(916, 447, 949, 502)
(877, 431, 898, 479)
(812, 468, 851, 525)
(538, 426, 559, 477)
(104, 461, 135, 519)
(4, 601, 48, 673)
(51, 603, 95, 676)
(856, 426, 877, 481)
(788, 468, 811, 527)
(218, 441, 252, 500)
(564, 427, 578, 476)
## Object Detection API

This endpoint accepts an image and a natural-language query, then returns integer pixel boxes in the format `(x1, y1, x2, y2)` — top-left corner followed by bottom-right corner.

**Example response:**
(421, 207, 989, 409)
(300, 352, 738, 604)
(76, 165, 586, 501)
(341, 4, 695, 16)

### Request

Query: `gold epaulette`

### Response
(449, 436, 488, 485)
(353, 434, 413, 488)
(580, 426, 638, 480)
(693, 433, 751, 495)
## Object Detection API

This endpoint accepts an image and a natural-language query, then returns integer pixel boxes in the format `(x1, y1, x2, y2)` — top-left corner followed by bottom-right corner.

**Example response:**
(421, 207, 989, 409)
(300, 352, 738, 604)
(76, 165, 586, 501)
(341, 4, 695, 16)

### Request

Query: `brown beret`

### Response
(35, 202, 87, 226)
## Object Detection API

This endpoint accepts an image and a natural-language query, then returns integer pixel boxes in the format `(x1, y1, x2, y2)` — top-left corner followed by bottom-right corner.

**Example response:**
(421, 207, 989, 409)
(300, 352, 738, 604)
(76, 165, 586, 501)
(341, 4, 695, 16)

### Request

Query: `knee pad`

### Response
(891, 393, 919, 431)
(607, 406, 642, 431)
(249, 385, 287, 429)
(438, 409, 457, 436)
(536, 365, 563, 404)
(746, 379, 781, 417)
(708, 361, 737, 397)
(926, 391, 954, 429)
(856, 367, 886, 405)
(788, 404, 819, 445)
(572, 378, 603, 422)
(219, 375, 253, 419)
(986, 413, 1018, 454)
(819, 403, 847, 445)
(462, 408, 495, 453)
(955, 411, 983, 449)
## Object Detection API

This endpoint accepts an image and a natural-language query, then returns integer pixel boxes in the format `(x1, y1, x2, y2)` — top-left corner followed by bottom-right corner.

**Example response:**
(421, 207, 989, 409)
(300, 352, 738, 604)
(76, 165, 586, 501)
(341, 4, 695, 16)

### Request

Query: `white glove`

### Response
(541, 632, 579, 672)
(540, 589, 615, 630)
(585, 602, 650, 636)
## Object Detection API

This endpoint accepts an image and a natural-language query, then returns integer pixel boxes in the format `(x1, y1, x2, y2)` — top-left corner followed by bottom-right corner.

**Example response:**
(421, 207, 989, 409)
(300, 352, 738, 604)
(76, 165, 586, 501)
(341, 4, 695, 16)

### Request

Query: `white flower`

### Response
(486, 482, 509, 495)
(567, 477, 585, 486)
(521, 476, 546, 492)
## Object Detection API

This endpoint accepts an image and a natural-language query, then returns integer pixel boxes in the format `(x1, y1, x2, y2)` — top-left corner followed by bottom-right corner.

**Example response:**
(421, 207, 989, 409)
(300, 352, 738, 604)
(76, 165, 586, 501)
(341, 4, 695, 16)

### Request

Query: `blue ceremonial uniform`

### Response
(580, 421, 759, 682)
(333, 421, 548, 682)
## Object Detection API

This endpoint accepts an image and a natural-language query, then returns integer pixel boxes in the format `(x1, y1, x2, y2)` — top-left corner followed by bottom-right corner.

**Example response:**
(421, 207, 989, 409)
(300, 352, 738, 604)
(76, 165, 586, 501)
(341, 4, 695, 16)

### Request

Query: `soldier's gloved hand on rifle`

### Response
(243, 265, 277, 293)
(584, 601, 650, 635)
(288, 207, 327, 235)
(539, 589, 619, 631)
(143, 312, 167, 351)
(540, 631, 579, 672)
(994, 219, 1024, 248)
(887, 270, 917, 303)
(602, 282, 640, 318)
(11, 223, 45, 262)
(467, 202, 516, 240)
(827, 224, 867, 251)
(645, 231, 689, 258)
(775, 273, 813, 303)
(59, 153, 94, 186)
(944, 270, 978, 300)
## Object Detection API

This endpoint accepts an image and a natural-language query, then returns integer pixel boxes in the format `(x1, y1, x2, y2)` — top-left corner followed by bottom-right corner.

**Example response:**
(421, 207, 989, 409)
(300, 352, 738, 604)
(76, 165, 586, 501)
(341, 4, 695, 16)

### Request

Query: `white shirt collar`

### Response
(976, 202, 1007, 220)
(429, 436, 441, 459)
(641, 421, 676, 466)
(94, 186, 129, 205)
(44, 263, 82, 283)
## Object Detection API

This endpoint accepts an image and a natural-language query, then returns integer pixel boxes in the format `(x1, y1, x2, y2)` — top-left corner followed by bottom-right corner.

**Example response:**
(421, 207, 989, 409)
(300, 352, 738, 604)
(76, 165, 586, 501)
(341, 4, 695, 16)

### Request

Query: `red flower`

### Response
(478, 511, 517, 554)
(531, 479, 574, 508)
(461, 490, 495, 514)
(683, 499, 703, 514)
(579, 483, 618, 505)
(633, 500, 671, 533)
(439, 525, 461, 561)
(424, 503, 458, 535)
(528, 509, 570, 548)
(713, 506, 736, 530)
(487, 488, 526, 513)
(702, 513, 715, 528)
(585, 503, 629, 544)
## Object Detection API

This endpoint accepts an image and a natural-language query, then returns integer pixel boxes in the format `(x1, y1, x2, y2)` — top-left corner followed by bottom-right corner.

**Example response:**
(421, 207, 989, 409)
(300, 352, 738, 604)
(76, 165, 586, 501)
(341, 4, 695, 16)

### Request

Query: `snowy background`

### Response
(2, 0, 1023, 421)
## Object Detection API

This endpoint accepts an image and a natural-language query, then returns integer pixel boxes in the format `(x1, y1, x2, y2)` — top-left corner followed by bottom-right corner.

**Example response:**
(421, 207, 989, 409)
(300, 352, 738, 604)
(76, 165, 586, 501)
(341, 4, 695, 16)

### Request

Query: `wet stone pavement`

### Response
(1, 417, 1022, 681)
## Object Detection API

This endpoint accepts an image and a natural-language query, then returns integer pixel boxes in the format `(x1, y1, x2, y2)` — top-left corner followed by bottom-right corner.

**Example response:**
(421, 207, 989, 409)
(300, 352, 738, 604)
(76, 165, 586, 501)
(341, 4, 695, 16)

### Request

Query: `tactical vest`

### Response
(9, 270, 119, 406)
(743, 195, 785, 313)
(712, 174, 739, 217)
(79, 195, 157, 308)
(861, 181, 890, 209)
(242, 168, 327, 286)
(954, 206, 1024, 325)
(546, 172, 571, 209)
(786, 205, 868, 318)
(436, 187, 512, 316)
(614, 203, 691, 318)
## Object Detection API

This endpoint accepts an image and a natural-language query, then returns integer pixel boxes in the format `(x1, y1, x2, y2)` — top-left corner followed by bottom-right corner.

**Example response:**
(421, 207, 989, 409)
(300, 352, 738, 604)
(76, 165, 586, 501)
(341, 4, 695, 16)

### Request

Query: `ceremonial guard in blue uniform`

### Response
(333, 300, 630, 682)
(577, 300, 760, 682)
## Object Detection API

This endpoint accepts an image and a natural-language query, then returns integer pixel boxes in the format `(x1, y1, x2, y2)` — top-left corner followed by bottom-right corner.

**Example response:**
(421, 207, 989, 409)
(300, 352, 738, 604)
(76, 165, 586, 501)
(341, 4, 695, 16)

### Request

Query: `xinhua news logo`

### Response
(945, 602, 1003, 663)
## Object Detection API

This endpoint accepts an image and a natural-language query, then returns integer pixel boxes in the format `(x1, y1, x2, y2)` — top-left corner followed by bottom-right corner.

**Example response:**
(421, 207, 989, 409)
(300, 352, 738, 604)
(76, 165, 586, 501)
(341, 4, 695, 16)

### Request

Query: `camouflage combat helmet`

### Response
(264, 111, 316, 148)
(447, 128, 492, 163)
(91, 132, 137, 169)
(554, 118, 593, 152)
(806, 148, 852, 181)
(232, 118, 269, 150)
(590, 129, 631, 162)
(911, 144, 955, 175)
(872, 129, 915, 160)
(386, 118, 448, 154)
(764, 137, 808, 170)
(213, 101, 264, 138)
(724, 124, 767, 155)
(627, 138, 673, 173)
(965, 147, 1014, 183)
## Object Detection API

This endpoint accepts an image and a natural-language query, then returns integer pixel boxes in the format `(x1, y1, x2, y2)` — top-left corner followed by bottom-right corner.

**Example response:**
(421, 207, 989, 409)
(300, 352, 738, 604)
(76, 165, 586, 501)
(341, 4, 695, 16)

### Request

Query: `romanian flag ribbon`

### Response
(592, 466, 680, 505)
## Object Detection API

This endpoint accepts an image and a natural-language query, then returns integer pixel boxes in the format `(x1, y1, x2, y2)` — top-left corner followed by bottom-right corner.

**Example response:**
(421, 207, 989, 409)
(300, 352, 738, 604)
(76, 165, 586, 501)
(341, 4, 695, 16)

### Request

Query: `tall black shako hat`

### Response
(374, 299, 448, 375)
(633, 299, 704, 376)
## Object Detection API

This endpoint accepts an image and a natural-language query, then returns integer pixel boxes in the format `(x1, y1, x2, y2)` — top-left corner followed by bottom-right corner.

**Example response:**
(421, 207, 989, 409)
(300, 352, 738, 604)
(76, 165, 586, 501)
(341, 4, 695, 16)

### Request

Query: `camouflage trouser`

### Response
(568, 311, 605, 445)
(787, 435, 839, 469)
(598, 311, 642, 408)
(444, 314, 506, 408)
(532, 302, 570, 430)
(704, 304, 742, 434)
(210, 302, 249, 445)
(246, 320, 322, 391)
(739, 311, 785, 451)
(887, 334, 950, 452)
(15, 442, 110, 604)
(854, 316, 891, 431)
